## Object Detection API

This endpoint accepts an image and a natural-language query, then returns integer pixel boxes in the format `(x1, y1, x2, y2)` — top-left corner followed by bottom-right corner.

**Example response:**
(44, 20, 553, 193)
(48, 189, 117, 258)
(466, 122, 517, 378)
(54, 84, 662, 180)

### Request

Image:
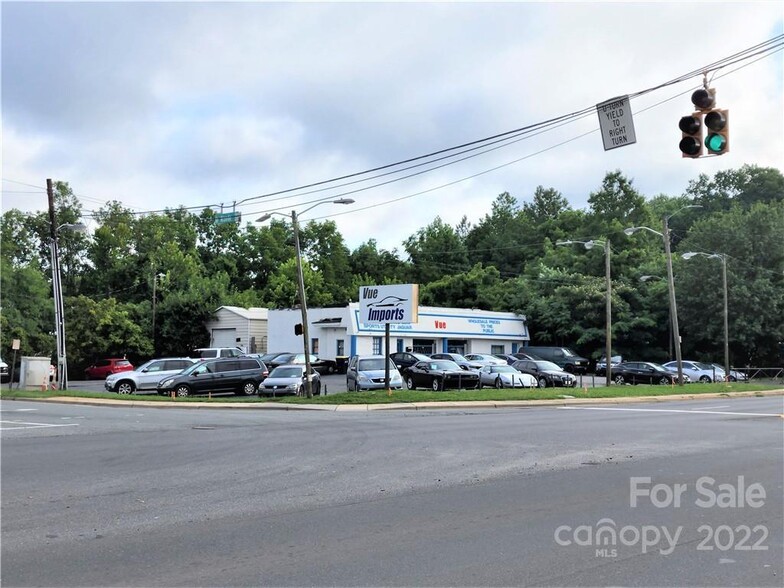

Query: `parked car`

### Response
(524, 346, 590, 374)
(595, 355, 623, 373)
(511, 359, 577, 388)
(189, 347, 245, 360)
(105, 357, 198, 394)
(613, 362, 677, 385)
(662, 360, 724, 383)
(712, 363, 748, 382)
(511, 351, 542, 362)
(0, 357, 9, 384)
(157, 357, 267, 397)
(258, 364, 321, 397)
(265, 352, 336, 374)
(389, 351, 431, 374)
(464, 353, 507, 367)
(84, 358, 134, 380)
(478, 365, 537, 388)
(493, 353, 526, 365)
(430, 353, 482, 371)
(405, 359, 481, 391)
(346, 355, 403, 391)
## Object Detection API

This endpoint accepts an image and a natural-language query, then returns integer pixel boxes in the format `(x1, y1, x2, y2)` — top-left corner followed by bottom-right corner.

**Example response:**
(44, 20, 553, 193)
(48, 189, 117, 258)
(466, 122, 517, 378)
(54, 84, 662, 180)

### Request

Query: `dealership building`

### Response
(267, 304, 530, 360)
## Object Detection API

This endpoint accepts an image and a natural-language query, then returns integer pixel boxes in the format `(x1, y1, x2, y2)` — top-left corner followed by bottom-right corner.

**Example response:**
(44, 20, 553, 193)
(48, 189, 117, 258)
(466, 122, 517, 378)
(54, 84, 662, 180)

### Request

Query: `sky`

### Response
(2, 1, 783, 253)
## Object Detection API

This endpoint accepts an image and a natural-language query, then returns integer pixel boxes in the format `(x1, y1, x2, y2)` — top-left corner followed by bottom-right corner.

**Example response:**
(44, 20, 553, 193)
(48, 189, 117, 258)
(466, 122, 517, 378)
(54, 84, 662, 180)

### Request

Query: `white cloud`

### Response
(2, 2, 782, 252)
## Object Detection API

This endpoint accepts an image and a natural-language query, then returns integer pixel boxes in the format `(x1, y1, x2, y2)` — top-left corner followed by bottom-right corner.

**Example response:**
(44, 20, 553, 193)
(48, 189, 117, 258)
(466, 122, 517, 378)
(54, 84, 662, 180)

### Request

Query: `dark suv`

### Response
(157, 357, 266, 397)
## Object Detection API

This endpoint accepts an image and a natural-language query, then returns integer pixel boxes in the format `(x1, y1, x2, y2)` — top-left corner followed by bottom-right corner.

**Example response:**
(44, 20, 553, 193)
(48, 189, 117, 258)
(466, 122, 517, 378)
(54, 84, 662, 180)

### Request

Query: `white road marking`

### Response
(0, 420, 80, 430)
(690, 405, 730, 410)
(0, 408, 38, 412)
(558, 406, 782, 417)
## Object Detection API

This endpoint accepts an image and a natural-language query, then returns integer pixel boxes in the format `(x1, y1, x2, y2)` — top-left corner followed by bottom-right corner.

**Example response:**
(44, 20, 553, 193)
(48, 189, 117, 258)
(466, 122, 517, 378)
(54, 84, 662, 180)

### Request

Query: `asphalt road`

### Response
(1, 396, 782, 587)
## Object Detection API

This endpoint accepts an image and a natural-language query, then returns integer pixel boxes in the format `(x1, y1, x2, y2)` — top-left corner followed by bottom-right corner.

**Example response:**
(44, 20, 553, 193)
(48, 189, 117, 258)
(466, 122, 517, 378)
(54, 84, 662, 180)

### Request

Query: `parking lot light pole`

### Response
(683, 251, 729, 380)
(257, 198, 354, 398)
(556, 239, 612, 383)
(624, 205, 701, 386)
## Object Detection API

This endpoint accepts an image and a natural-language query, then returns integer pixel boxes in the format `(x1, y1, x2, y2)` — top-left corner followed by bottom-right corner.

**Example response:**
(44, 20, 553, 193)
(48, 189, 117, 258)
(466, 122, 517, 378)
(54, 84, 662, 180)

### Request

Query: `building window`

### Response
(491, 344, 505, 354)
(372, 337, 382, 355)
(311, 338, 319, 354)
(336, 339, 345, 356)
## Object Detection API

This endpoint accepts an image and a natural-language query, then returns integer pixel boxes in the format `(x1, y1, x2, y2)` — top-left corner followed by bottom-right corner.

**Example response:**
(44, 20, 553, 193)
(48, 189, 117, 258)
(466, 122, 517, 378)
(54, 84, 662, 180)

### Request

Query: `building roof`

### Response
(215, 306, 268, 320)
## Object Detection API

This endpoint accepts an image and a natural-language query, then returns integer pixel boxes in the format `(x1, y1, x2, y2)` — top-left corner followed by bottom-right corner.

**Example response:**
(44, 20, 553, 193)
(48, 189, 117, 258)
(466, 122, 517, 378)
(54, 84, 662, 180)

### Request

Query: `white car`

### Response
(105, 358, 197, 394)
(712, 363, 748, 382)
(662, 360, 725, 383)
(478, 365, 537, 388)
(464, 354, 508, 367)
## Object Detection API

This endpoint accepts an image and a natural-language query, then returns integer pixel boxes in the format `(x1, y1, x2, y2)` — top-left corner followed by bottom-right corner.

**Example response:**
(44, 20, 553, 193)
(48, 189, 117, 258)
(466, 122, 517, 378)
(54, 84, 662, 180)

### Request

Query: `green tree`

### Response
(404, 217, 468, 284)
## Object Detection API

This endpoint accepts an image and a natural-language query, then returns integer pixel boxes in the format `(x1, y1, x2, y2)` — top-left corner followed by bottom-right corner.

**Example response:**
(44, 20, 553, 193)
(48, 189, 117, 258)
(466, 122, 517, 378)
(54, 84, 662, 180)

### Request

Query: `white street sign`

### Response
(597, 95, 637, 151)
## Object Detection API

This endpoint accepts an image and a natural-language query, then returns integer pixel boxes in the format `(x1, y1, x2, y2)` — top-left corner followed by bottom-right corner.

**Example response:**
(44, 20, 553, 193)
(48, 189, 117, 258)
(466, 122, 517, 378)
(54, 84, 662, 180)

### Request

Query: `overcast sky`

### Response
(3, 2, 783, 252)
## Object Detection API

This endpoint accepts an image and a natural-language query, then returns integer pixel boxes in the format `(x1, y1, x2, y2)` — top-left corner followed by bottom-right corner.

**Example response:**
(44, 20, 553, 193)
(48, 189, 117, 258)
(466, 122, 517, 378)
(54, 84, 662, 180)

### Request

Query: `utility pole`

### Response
(292, 210, 314, 398)
(604, 239, 612, 384)
(662, 216, 684, 385)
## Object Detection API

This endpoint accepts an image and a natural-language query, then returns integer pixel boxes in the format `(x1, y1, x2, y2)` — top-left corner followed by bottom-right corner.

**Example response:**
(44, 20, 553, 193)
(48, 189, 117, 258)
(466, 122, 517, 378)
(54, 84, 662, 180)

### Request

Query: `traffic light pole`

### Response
(292, 210, 313, 399)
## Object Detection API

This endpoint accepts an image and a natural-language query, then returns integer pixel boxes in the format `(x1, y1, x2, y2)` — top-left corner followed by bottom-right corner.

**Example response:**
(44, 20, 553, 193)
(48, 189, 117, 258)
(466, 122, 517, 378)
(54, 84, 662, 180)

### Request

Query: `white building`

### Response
(268, 304, 529, 360)
(204, 306, 269, 353)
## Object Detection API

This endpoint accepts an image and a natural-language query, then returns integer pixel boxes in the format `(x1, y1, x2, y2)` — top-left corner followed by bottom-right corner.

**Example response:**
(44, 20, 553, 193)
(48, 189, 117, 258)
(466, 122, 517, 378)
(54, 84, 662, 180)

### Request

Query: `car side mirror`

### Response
(141, 368, 149, 373)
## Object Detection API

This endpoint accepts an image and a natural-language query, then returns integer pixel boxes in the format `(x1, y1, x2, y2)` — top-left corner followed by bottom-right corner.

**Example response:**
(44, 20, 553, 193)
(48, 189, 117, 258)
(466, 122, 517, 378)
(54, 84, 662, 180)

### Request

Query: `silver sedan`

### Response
(478, 365, 537, 388)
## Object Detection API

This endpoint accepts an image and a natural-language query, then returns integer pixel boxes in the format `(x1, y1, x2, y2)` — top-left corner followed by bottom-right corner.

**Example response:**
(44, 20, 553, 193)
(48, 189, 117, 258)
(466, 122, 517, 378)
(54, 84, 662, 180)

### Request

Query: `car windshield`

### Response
(561, 348, 578, 357)
(648, 363, 667, 371)
(448, 354, 468, 362)
(494, 365, 516, 373)
(697, 362, 718, 370)
(270, 366, 303, 378)
(412, 353, 430, 361)
(358, 358, 396, 371)
(428, 360, 460, 370)
(535, 361, 562, 371)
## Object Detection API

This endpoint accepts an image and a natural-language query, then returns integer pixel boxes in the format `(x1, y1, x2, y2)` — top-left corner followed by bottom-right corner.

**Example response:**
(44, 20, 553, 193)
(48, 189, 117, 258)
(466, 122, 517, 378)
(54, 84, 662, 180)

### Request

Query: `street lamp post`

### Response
(625, 205, 701, 386)
(683, 251, 729, 380)
(557, 239, 612, 383)
(50, 222, 87, 390)
(257, 198, 354, 398)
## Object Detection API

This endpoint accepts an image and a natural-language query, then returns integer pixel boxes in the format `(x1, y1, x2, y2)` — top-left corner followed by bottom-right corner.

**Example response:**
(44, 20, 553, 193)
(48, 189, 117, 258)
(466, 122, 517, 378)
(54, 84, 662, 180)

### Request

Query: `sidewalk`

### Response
(6, 389, 783, 411)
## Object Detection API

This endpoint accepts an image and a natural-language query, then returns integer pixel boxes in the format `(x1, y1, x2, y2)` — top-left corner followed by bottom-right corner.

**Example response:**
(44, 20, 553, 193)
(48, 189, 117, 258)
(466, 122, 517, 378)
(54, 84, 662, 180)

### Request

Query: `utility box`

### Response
(19, 357, 52, 390)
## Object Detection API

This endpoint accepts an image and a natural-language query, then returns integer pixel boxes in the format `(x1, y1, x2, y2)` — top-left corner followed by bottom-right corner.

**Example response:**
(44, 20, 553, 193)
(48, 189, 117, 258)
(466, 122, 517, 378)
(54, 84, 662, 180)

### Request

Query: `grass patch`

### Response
(279, 382, 781, 404)
(1, 382, 779, 405)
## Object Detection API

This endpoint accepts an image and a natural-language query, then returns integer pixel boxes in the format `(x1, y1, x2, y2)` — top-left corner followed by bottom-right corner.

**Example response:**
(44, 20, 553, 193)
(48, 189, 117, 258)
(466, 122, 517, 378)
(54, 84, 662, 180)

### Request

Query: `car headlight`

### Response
(358, 375, 370, 382)
(159, 378, 174, 388)
(286, 383, 298, 389)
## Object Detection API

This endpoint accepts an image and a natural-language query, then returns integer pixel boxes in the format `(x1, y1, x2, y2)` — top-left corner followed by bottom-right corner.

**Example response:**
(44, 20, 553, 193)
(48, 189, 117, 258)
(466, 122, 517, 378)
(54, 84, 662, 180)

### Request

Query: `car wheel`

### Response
(327, 364, 335, 374)
(658, 376, 670, 385)
(406, 376, 415, 390)
(728, 375, 737, 382)
(241, 380, 257, 396)
(537, 377, 548, 388)
(614, 374, 626, 385)
(175, 385, 190, 397)
(699, 375, 711, 383)
(494, 377, 503, 389)
(432, 378, 441, 392)
(314, 382, 321, 396)
(116, 381, 135, 395)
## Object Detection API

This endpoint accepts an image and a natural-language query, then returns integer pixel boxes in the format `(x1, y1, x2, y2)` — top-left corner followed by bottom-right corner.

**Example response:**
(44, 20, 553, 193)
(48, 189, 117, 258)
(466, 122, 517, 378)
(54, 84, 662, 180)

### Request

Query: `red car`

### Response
(84, 358, 134, 380)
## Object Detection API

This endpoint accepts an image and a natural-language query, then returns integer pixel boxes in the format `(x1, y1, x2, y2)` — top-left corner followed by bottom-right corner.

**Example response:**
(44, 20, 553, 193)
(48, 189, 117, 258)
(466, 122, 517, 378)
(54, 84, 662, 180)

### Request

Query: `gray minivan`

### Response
(523, 346, 589, 374)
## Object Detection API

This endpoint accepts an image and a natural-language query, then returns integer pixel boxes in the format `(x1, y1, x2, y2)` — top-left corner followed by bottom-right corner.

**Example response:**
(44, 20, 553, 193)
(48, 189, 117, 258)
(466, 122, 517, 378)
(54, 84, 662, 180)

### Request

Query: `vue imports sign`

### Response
(359, 284, 419, 324)
(597, 95, 637, 151)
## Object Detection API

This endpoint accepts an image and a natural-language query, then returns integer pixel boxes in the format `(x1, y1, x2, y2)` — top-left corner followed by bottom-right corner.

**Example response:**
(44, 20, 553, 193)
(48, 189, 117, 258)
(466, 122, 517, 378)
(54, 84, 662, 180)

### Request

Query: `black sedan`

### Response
(612, 362, 676, 385)
(511, 359, 577, 388)
(405, 360, 480, 391)
(389, 352, 431, 375)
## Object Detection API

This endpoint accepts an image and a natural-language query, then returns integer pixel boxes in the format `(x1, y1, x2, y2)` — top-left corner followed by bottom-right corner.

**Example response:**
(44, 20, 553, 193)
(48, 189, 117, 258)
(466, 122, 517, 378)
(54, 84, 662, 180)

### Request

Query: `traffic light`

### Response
(679, 113, 703, 158)
(294, 323, 303, 336)
(704, 109, 729, 155)
(691, 88, 715, 111)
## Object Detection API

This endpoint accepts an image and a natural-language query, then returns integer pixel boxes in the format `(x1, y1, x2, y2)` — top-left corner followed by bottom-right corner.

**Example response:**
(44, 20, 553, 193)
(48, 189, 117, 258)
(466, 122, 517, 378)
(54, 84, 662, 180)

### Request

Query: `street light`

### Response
(683, 251, 729, 380)
(50, 222, 87, 390)
(624, 205, 701, 385)
(556, 239, 612, 383)
(256, 198, 354, 398)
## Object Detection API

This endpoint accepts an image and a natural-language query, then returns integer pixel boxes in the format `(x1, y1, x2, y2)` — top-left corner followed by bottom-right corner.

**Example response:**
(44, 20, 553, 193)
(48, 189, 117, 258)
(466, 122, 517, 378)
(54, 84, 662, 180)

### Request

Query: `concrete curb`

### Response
(3, 389, 782, 411)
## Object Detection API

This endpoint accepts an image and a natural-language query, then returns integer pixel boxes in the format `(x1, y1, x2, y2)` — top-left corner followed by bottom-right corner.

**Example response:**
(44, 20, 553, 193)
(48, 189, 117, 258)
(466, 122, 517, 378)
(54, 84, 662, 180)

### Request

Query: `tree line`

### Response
(2, 165, 783, 375)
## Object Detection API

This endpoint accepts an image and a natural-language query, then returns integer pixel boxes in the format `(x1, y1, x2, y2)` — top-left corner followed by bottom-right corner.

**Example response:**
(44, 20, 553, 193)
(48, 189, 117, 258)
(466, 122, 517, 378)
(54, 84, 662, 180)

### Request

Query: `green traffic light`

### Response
(705, 133, 727, 153)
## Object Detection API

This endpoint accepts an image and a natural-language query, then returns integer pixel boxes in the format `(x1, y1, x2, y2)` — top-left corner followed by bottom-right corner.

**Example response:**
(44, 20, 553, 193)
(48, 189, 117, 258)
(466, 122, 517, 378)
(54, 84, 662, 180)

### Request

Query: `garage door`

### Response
(211, 328, 237, 348)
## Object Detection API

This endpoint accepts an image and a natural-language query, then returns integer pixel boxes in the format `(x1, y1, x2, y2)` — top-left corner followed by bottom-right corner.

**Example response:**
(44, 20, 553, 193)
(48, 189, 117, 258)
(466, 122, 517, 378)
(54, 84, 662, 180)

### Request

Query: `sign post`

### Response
(597, 95, 637, 151)
(359, 284, 419, 389)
